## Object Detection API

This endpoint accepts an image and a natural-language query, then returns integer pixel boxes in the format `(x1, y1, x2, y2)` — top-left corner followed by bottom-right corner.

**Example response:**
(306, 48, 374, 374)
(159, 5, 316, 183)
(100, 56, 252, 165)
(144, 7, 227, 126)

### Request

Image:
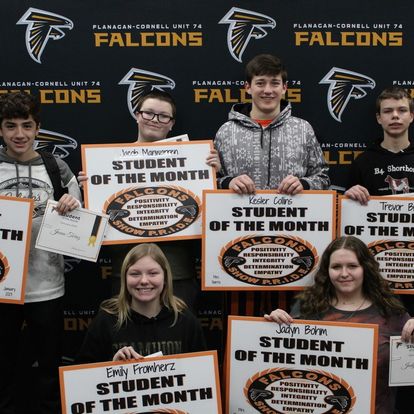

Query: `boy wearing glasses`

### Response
(80, 91, 220, 310)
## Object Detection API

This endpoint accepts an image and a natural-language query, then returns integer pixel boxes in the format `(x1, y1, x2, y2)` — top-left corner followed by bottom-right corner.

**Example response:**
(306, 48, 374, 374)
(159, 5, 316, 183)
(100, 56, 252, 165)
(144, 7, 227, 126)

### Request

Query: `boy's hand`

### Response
(77, 171, 88, 188)
(55, 194, 81, 214)
(205, 149, 222, 172)
(278, 175, 303, 195)
(345, 185, 370, 205)
(229, 174, 256, 194)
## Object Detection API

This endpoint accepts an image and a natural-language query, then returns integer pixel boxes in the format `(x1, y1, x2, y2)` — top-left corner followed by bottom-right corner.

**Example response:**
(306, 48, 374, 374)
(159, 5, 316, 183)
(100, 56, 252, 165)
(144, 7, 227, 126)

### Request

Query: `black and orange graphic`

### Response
(104, 185, 200, 238)
(368, 239, 414, 291)
(245, 368, 356, 414)
(219, 235, 318, 286)
(0, 252, 10, 283)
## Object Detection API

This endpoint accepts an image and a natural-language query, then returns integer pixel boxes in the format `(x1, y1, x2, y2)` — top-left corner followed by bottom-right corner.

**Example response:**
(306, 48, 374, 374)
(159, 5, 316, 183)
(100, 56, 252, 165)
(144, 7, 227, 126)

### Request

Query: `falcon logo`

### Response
(320, 67, 376, 122)
(119, 68, 176, 119)
(17, 8, 73, 64)
(219, 7, 276, 62)
(34, 129, 78, 158)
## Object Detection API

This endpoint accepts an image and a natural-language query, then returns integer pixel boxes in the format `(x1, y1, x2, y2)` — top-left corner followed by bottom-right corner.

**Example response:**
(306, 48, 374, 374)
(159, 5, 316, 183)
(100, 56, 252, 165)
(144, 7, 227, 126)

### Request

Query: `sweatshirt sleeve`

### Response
(183, 310, 207, 352)
(76, 310, 115, 363)
(300, 122, 330, 190)
(56, 157, 82, 203)
(214, 123, 235, 189)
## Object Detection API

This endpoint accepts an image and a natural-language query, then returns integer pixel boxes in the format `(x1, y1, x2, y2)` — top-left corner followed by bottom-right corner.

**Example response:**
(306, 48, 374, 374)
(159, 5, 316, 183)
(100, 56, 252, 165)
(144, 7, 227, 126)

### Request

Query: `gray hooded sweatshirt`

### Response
(0, 148, 81, 302)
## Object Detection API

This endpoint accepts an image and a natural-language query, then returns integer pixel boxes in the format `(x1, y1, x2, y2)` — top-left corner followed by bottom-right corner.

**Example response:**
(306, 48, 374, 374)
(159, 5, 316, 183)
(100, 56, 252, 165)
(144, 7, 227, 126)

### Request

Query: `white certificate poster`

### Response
(389, 336, 414, 386)
(202, 190, 336, 290)
(36, 200, 108, 262)
(82, 140, 216, 244)
(227, 317, 378, 414)
(60, 351, 222, 414)
(338, 196, 414, 294)
(0, 196, 33, 304)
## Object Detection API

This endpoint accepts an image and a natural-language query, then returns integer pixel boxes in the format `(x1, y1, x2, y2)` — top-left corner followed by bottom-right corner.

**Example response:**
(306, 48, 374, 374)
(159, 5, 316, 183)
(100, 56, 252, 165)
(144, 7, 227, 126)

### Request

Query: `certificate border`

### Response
(59, 350, 222, 414)
(226, 315, 378, 414)
(35, 200, 108, 262)
(81, 140, 217, 244)
(0, 195, 33, 304)
(202, 190, 337, 291)
(338, 195, 414, 294)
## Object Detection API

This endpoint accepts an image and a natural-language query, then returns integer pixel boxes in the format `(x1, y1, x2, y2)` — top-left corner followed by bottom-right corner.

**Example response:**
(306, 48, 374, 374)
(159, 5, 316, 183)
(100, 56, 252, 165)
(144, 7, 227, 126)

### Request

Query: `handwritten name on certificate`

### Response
(35, 200, 108, 262)
(389, 336, 414, 386)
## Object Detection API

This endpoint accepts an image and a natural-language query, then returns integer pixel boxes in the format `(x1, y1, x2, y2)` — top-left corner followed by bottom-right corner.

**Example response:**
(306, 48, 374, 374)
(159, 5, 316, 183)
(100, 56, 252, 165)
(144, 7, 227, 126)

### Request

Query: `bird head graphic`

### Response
(17, 8, 73, 64)
(34, 129, 78, 158)
(249, 388, 274, 402)
(320, 67, 376, 122)
(324, 394, 351, 410)
(219, 7, 276, 62)
(119, 68, 176, 119)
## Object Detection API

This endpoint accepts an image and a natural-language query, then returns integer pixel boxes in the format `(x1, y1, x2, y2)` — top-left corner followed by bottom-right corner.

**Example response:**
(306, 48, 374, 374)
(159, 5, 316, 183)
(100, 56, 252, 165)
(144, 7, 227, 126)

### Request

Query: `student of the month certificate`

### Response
(35, 200, 108, 262)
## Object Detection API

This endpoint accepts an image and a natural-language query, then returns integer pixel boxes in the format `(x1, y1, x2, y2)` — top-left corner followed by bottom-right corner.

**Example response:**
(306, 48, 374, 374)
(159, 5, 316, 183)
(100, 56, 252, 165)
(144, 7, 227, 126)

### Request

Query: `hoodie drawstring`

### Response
(13, 161, 33, 198)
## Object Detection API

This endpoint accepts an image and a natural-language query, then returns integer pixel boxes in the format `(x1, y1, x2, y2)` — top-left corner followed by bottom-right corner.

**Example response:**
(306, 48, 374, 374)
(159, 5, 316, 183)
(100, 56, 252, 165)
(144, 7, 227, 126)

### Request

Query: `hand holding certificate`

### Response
(36, 200, 108, 262)
(389, 336, 414, 386)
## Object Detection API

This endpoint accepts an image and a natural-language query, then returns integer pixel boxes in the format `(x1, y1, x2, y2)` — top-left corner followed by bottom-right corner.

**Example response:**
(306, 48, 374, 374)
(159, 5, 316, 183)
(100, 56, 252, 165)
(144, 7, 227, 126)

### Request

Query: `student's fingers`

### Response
(264, 309, 293, 325)
(77, 171, 89, 188)
(205, 150, 222, 172)
(77, 171, 89, 182)
(345, 186, 370, 205)
(113, 346, 138, 361)
(229, 175, 256, 194)
(55, 194, 80, 214)
(278, 175, 303, 195)
(401, 318, 414, 343)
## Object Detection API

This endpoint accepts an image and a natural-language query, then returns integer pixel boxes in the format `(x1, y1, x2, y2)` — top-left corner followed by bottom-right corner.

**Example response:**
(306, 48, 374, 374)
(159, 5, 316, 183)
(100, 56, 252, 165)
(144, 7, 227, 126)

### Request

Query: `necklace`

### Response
(335, 297, 367, 320)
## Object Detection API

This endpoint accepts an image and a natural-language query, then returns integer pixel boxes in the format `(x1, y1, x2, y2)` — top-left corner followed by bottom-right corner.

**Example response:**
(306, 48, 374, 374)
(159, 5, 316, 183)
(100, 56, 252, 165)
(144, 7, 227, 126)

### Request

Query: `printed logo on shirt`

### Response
(119, 68, 176, 119)
(219, 7, 276, 62)
(0, 252, 10, 282)
(220, 235, 317, 286)
(245, 368, 355, 413)
(319, 68, 375, 122)
(34, 128, 78, 158)
(104, 185, 200, 238)
(17, 8, 73, 64)
(383, 174, 412, 194)
(0, 177, 52, 218)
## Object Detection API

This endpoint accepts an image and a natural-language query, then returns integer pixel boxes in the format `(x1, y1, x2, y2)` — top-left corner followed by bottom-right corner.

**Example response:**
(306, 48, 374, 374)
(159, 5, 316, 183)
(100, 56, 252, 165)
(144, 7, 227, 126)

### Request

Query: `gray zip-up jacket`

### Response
(215, 101, 330, 190)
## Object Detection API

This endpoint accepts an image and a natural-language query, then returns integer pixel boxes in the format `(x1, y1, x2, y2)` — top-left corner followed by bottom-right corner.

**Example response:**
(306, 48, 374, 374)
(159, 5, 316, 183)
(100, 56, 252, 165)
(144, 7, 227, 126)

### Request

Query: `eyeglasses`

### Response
(137, 110, 174, 124)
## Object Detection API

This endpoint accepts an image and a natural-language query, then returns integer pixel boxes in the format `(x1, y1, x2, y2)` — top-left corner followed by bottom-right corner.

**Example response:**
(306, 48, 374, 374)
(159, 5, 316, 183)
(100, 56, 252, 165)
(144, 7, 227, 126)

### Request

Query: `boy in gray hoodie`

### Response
(0, 92, 81, 414)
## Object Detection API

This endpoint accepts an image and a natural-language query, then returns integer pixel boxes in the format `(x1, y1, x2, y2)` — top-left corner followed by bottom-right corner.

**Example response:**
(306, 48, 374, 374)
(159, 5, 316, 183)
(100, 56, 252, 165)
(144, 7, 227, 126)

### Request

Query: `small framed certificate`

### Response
(35, 200, 108, 262)
(389, 336, 414, 386)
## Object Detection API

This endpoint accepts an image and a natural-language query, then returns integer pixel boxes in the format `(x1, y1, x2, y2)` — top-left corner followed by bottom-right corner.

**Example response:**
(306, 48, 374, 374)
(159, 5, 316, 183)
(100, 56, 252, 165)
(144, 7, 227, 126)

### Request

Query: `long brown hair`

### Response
(101, 243, 186, 328)
(297, 236, 405, 318)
